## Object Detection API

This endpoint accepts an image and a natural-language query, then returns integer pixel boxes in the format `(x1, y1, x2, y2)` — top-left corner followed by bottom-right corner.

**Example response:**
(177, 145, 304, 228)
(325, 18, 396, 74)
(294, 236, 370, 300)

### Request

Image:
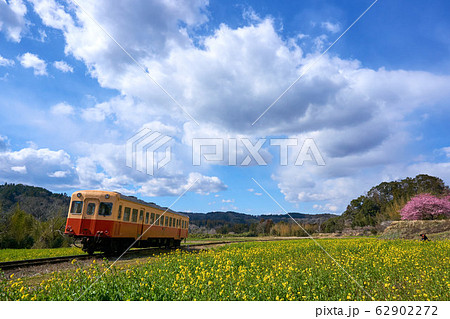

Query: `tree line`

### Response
(0, 204, 71, 249)
(0, 183, 71, 249)
(321, 174, 450, 233)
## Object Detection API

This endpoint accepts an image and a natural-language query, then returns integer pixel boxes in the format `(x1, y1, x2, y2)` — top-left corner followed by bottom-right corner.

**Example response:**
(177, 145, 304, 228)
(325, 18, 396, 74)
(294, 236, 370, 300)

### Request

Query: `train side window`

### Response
(165, 216, 168, 227)
(155, 214, 160, 225)
(132, 209, 138, 222)
(139, 210, 144, 222)
(123, 207, 131, 221)
(70, 201, 83, 214)
(150, 213, 155, 224)
(86, 203, 96, 215)
(170, 217, 173, 227)
(99, 202, 113, 216)
(118, 205, 122, 220)
(145, 212, 149, 224)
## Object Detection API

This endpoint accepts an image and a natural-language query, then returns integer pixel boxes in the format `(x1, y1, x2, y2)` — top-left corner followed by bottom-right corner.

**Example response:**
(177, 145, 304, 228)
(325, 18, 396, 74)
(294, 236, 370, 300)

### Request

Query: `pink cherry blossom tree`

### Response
(400, 193, 450, 220)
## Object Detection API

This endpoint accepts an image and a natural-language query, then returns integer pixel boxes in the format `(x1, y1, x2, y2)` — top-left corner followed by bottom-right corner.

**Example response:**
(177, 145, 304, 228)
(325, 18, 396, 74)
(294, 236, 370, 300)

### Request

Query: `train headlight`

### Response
(105, 194, 110, 199)
(77, 193, 82, 198)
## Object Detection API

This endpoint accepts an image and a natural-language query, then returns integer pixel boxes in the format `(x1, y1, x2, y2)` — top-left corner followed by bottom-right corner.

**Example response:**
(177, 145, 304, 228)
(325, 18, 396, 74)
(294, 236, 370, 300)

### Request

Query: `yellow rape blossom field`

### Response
(1, 238, 449, 301)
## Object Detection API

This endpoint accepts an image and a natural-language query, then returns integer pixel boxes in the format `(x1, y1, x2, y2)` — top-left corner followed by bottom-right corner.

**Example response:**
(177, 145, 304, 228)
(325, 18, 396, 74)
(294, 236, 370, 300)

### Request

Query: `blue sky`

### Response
(1, 0, 450, 215)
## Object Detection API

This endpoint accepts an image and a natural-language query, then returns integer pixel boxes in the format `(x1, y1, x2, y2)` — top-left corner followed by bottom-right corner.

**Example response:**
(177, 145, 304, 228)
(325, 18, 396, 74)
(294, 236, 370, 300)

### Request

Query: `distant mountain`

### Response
(0, 183, 70, 220)
(183, 211, 336, 228)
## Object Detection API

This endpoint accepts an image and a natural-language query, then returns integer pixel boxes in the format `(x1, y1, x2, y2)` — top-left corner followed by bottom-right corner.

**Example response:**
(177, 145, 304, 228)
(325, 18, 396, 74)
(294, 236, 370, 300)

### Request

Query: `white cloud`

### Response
(25, 2, 450, 209)
(0, 138, 227, 197)
(137, 172, 227, 197)
(48, 170, 69, 178)
(51, 102, 74, 116)
(442, 147, 450, 158)
(18, 52, 47, 76)
(222, 199, 234, 203)
(0, 146, 75, 186)
(71, 141, 227, 197)
(11, 165, 26, 174)
(321, 21, 341, 33)
(0, 55, 15, 67)
(0, 0, 27, 42)
(254, 192, 262, 196)
(53, 60, 73, 73)
(313, 203, 338, 212)
(0, 135, 9, 151)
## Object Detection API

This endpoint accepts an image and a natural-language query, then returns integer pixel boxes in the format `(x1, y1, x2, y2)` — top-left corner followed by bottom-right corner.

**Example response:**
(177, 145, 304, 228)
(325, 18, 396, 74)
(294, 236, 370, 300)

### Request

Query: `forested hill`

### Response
(322, 174, 450, 232)
(0, 183, 70, 220)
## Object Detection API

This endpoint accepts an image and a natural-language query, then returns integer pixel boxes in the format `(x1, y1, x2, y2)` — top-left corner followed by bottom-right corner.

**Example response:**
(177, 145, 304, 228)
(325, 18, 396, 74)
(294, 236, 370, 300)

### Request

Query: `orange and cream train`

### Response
(64, 190, 189, 254)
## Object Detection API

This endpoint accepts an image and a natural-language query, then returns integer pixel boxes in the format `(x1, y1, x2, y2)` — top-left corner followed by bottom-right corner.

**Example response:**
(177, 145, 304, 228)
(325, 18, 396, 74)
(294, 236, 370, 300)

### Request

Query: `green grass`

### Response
(0, 247, 86, 262)
(1, 238, 449, 301)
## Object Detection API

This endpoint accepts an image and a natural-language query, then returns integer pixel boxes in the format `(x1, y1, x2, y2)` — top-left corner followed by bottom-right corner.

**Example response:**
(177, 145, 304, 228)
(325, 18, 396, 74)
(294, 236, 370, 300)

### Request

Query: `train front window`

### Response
(165, 216, 168, 226)
(139, 210, 144, 222)
(132, 209, 138, 222)
(123, 207, 131, 221)
(145, 212, 149, 224)
(70, 201, 83, 214)
(86, 203, 96, 215)
(150, 213, 155, 224)
(156, 214, 160, 225)
(99, 202, 113, 216)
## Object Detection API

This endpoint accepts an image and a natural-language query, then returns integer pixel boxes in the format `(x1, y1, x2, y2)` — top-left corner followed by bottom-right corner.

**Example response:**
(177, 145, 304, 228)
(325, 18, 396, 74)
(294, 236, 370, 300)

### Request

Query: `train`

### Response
(64, 190, 189, 254)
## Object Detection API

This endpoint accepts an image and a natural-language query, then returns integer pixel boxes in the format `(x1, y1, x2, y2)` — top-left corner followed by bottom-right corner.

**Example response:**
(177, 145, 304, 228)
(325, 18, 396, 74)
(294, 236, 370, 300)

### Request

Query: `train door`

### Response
(80, 198, 99, 236)
(137, 208, 145, 239)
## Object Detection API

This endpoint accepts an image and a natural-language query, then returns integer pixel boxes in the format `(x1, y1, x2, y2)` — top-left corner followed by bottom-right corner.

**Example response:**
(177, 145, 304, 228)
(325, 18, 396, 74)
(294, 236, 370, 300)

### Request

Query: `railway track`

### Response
(0, 237, 304, 271)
